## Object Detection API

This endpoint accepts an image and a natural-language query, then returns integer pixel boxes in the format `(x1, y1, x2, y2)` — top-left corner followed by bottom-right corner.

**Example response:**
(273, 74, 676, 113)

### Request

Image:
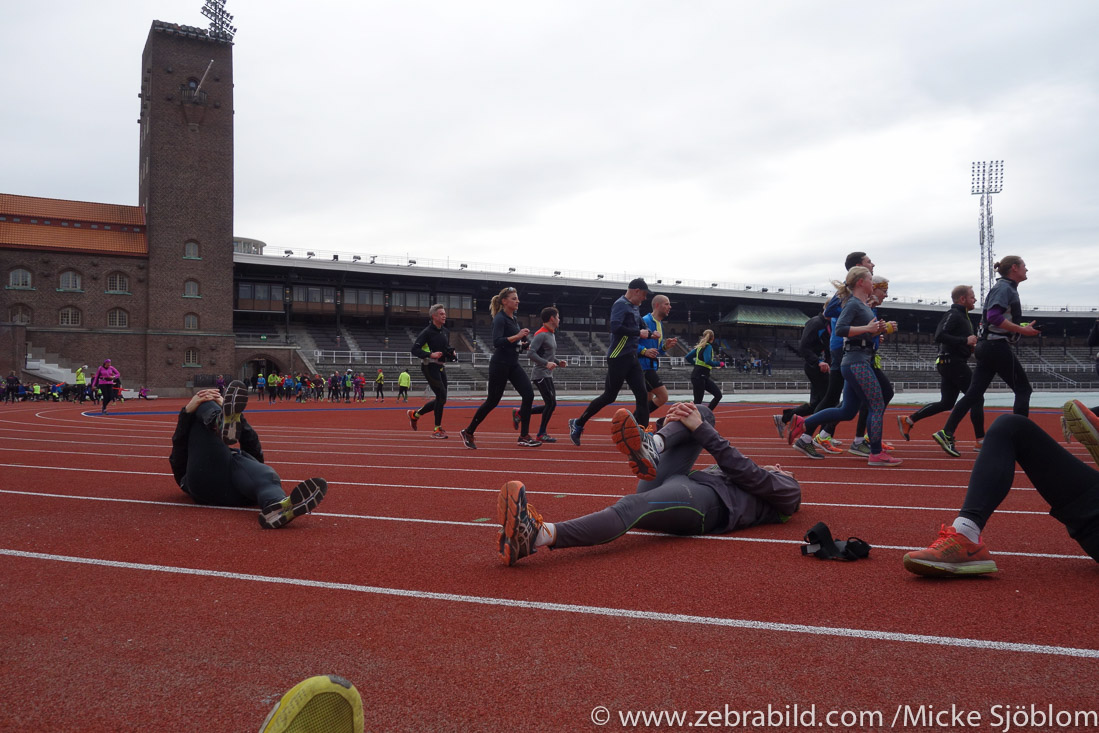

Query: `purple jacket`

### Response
(92, 365, 120, 387)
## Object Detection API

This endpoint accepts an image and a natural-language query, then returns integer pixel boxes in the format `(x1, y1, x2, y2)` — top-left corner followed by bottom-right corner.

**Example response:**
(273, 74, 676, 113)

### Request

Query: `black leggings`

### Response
(100, 383, 116, 410)
(812, 352, 846, 437)
(553, 408, 728, 548)
(183, 402, 286, 509)
(959, 414, 1099, 561)
(529, 376, 557, 436)
(416, 364, 448, 428)
(466, 359, 534, 435)
(577, 356, 648, 428)
(690, 366, 722, 410)
(910, 358, 984, 436)
(944, 339, 1031, 435)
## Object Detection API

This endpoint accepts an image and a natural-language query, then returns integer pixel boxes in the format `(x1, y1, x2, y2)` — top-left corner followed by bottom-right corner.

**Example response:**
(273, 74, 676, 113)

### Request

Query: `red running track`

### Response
(1, 396, 1097, 731)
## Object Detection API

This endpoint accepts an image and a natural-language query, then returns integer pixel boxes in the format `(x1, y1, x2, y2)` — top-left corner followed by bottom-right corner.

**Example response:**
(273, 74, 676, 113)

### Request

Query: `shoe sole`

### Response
(932, 432, 961, 457)
(497, 480, 526, 566)
(772, 415, 785, 438)
(786, 416, 805, 445)
(902, 554, 998, 577)
(431, 432, 448, 439)
(896, 415, 911, 441)
(1063, 400, 1099, 466)
(259, 674, 363, 733)
(610, 408, 657, 479)
(221, 381, 249, 444)
(536, 436, 557, 443)
(259, 478, 328, 529)
(868, 457, 903, 466)
(408, 410, 419, 431)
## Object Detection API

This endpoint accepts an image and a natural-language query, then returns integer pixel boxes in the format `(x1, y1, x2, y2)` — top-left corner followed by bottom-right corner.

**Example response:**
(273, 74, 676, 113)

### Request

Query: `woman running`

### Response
(788, 266, 901, 466)
(685, 329, 722, 410)
(92, 358, 121, 414)
(460, 287, 540, 449)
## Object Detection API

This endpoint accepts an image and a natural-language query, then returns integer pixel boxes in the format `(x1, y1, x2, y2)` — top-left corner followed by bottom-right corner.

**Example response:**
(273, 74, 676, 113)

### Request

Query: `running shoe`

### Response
(568, 418, 583, 446)
(221, 380, 248, 445)
(787, 414, 806, 445)
(772, 414, 786, 438)
(459, 428, 477, 449)
(517, 434, 543, 447)
(974, 438, 983, 451)
(259, 478, 328, 529)
(431, 427, 448, 439)
(497, 480, 545, 566)
(610, 408, 660, 479)
(896, 415, 913, 441)
(259, 674, 364, 733)
(868, 451, 902, 467)
(932, 429, 961, 457)
(847, 441, 872, 458)
(512, 408, 521, 431)
(792, 437, 824, 460)
(902, 525, 997, 577)
(813, 435, 843, 454)
(408, 409, 419, 431)
(1063, 399, 1099, 466)
(536, 433, 557, 443)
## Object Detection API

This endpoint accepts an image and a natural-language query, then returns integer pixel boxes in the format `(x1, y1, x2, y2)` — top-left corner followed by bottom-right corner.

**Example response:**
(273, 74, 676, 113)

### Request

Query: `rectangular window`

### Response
(323, 287, 335, 304)
(255, 284, 269, 302)
(308, 287, 322, 303)
(238, 283, 254, 300)
(293, 286, 307, 302)
(343, 289, 356, 305)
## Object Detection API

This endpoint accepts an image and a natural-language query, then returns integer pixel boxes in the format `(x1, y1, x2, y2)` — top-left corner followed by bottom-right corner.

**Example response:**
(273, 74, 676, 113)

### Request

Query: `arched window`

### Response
(9, 304, 32, 325)
(8, 268, 32, 289)
(184, 313, 199, 330)
(106, 272, 130, 293)
(184, 240, 200, 259)
(184, 348, 200, 366)
(59, 270, 82, 291)
(184, 280, 200, 297)
(107, 308, 129, 328)
(59, 306, 82, 327)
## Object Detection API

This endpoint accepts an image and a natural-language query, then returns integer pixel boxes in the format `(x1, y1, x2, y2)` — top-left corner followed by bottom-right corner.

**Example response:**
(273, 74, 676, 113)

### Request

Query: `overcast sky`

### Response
(3, 1, 1098, 309)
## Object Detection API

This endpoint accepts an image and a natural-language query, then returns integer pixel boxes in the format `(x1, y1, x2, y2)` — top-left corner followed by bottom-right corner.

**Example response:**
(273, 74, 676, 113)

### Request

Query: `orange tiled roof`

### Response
(0, 193, 145, 226)
(0, 193, 147, 256)
(0, 221, 147, 256)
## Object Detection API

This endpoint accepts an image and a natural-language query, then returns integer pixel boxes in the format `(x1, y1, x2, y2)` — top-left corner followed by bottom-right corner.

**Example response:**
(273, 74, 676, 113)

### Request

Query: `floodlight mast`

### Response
(201, 0, 237, 41)
(971, 160, 1004, 304)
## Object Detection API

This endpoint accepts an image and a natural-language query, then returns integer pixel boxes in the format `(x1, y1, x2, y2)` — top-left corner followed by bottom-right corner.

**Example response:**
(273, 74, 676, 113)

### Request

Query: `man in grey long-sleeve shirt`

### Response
(515, 306, 568, 442)
(497, 402, 801, 565)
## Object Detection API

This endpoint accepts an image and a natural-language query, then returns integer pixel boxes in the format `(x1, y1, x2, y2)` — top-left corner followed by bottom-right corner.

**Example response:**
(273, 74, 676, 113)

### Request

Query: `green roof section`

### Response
(718, 305, 810, 327)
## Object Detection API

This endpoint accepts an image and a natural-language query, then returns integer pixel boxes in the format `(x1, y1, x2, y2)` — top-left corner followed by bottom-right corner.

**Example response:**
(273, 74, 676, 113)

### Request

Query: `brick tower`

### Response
(138, 19, 236, 385)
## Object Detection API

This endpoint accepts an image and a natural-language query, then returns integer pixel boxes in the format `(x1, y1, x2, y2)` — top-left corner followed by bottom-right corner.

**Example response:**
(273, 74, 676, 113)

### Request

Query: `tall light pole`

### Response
(971, 160, 1004, 304)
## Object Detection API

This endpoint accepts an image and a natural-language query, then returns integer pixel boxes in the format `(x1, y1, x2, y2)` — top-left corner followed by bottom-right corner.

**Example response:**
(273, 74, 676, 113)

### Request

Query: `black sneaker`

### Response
(517, 434, 542, 447)
(460, 428, 477, 449)
(536, 433, 557, 443)
(258, 478, 328, 529)
(221, 380, 248, 445)
(932, 429, 961, 457)
(792, 438, 825, 460)
(568, 418, 583, 446)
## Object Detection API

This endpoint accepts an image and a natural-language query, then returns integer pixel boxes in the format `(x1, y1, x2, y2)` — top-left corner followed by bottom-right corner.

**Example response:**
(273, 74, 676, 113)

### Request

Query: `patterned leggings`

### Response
(803, 360, 885, 453)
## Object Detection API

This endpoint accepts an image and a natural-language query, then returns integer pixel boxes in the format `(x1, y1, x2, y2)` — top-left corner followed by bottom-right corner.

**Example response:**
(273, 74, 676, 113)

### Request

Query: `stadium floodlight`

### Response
(761, 287, 768, 292)
(369, 256, 376, 264)
(332, 254, 339, 261)
(596, 274, 604, 280)
(459, 264, 468, 270)
(352, 255, 361, 262)
(508, 267, 516, 273)
(971, 160, 1005, 304)
(744, 285, 751, 290)
(711, 283, 718, 288)
(675, 280, 682, 285)
(553, 270, 561, 276)
(283, 249, 293, 257)
(777, 288, 784, 292)
(306, 251, 315, 259)
(407, 259, 416, 266)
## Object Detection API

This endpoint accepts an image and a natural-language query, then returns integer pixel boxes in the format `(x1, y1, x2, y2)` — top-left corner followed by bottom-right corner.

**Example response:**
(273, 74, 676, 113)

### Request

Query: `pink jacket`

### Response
(92, 365, 120, 387)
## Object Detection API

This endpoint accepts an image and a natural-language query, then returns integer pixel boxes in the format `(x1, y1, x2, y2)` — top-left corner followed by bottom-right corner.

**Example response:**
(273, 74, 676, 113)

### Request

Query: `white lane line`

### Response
(0, 489, 1088, 560)
(2, 547, 1095, 659)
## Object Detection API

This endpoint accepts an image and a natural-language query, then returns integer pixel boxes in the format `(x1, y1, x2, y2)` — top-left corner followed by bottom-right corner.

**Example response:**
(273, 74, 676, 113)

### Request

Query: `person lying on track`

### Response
(903, 401, 1099, 577)
(169, 380, 327, 529)
(496, 402, 802, 565)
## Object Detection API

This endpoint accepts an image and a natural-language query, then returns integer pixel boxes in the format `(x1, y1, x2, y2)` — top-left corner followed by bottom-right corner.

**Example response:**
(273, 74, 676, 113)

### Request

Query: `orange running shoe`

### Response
(903, 525, 997, 577)
(896, 415, 913, 441)
(1063, 400, 1099, 466)
(497, 480, 546, 566)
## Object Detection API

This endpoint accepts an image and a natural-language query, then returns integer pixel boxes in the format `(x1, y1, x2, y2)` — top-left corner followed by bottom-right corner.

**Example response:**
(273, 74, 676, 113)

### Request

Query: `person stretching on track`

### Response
(496, 402, 801, 565)
(903, 400, 1099, 577)
(169, 381, 327, 529)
